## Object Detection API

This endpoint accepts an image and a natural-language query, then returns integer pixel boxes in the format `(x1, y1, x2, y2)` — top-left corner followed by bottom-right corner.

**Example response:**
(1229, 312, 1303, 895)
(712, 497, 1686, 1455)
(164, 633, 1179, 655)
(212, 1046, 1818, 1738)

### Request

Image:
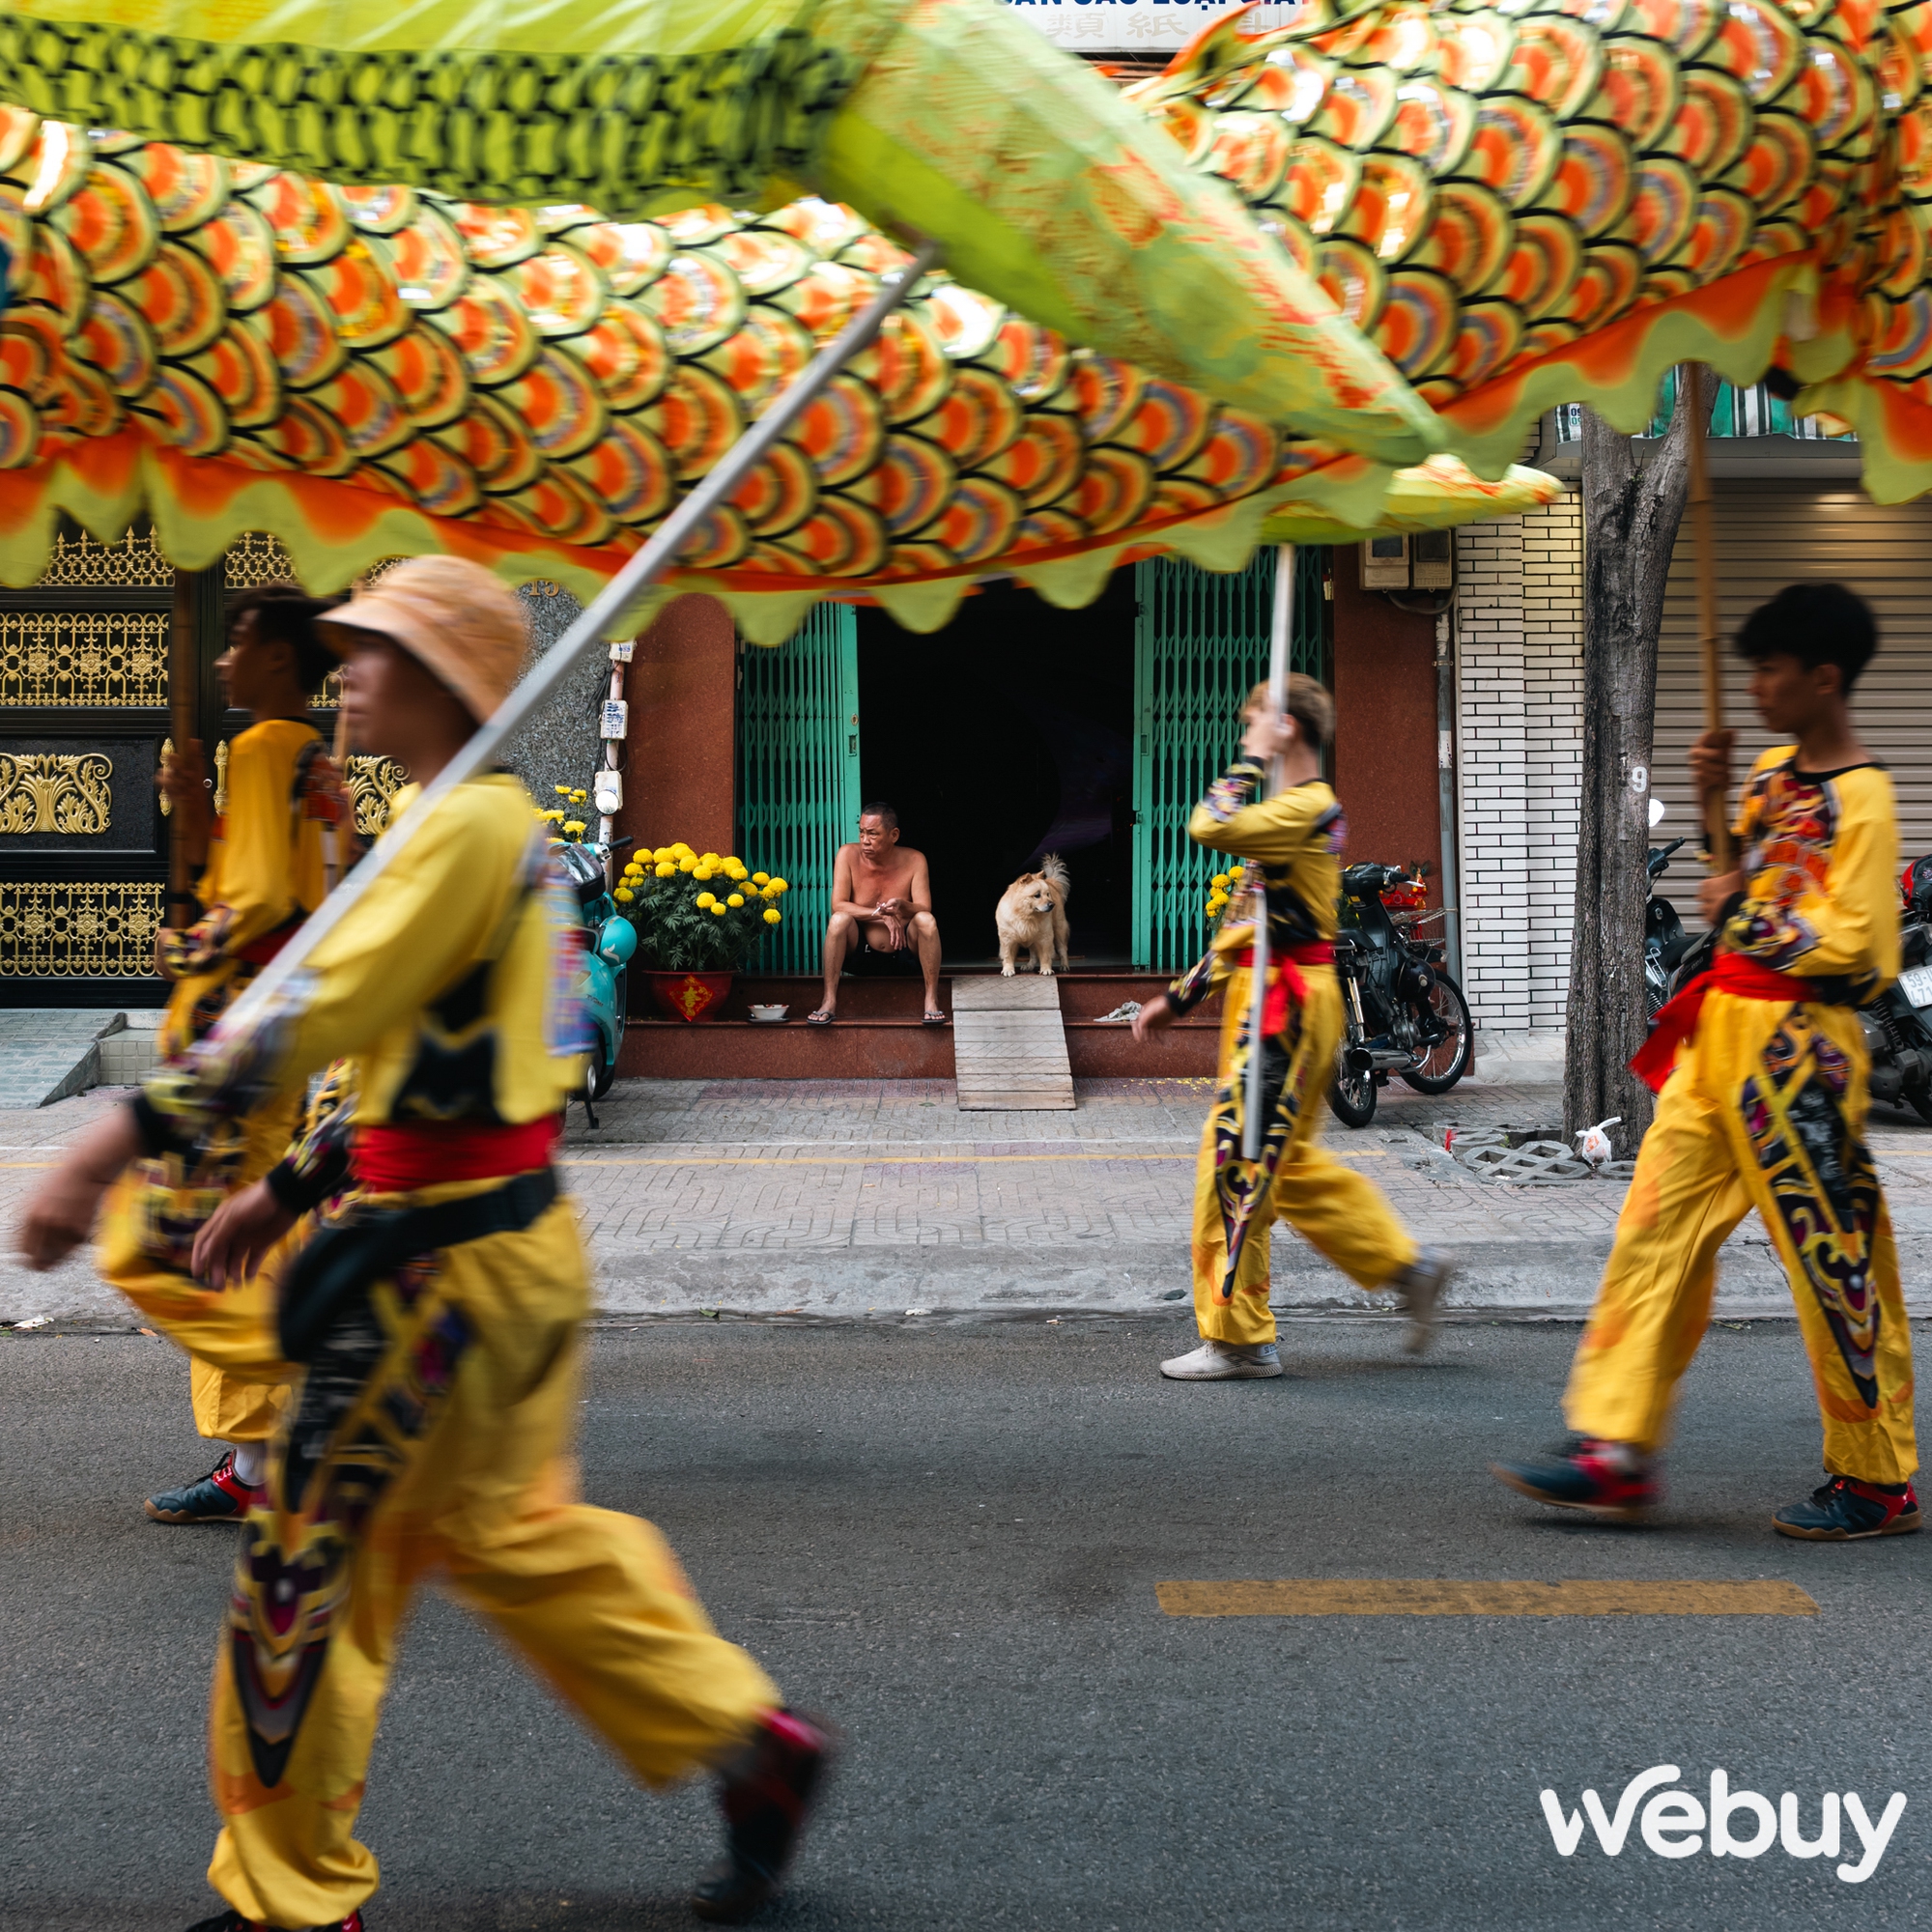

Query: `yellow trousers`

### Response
(101, 1096, 298, 1446)
(1567, 991, 1918, 1479)
(105, 1173, 779, 1928)
(1191, 965, 1421, 1347)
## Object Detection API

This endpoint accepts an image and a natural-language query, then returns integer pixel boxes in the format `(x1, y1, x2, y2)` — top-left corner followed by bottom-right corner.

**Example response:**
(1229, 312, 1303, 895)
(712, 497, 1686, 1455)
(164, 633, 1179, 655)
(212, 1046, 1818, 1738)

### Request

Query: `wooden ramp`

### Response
(952, 976, 1076, 1111)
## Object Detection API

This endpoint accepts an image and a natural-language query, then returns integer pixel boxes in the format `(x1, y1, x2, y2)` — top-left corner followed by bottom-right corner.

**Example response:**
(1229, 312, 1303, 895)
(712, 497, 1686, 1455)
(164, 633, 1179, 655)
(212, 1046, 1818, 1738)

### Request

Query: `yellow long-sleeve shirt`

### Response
(1721, 746, 1900, 1001)
(138, 774, 583, 1154)
(1168, 761, 1346, 1012)
(156, 719, 328, 1058)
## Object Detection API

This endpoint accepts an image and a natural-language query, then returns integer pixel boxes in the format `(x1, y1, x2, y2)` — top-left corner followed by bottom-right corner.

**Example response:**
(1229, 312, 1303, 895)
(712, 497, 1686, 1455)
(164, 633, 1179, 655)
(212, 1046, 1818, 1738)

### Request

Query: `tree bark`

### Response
(1563, 375, 1704, 1151)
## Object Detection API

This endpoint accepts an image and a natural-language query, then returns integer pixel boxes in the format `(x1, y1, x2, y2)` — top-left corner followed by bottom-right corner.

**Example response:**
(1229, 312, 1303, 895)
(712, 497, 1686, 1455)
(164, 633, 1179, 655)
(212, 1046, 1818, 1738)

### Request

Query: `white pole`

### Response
(212, 241, 942, 1046)
(1242, 543, 1293, 1161)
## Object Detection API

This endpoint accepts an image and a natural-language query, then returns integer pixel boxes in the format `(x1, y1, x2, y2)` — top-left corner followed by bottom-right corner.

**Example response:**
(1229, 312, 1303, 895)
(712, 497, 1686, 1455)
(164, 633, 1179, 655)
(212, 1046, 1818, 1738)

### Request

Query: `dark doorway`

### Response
(855, 574, 1136, 966)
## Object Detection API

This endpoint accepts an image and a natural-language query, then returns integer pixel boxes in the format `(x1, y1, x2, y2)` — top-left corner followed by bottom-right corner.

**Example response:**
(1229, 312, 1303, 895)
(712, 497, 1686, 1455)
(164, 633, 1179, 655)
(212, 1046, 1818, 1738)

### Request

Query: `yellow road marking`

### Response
(1156, 1578, 1818, 1617)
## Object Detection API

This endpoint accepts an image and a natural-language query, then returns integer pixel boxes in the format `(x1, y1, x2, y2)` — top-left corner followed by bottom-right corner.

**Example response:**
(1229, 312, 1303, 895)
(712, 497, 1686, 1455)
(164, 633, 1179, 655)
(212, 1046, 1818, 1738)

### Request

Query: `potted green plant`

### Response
(615, 839, 788, 1022)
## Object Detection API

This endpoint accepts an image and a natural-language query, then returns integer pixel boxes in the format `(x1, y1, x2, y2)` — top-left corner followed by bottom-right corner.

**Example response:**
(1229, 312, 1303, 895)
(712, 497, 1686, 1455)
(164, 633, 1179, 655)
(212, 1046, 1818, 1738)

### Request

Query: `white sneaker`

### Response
(1159, 1339, 1283, 1380)
(1388, 1248, 1454, 1355)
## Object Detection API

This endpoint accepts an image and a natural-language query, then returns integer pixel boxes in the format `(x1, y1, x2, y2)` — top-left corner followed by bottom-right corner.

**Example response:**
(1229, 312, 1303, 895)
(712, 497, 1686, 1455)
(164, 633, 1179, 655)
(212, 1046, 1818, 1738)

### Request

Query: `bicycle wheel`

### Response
(1399, 970, 1471, 1094)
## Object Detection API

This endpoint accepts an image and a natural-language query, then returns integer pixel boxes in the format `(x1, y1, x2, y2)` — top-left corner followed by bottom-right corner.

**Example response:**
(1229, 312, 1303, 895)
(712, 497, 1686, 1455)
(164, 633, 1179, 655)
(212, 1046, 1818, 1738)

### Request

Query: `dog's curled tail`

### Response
(1039, 853, 1070, 899)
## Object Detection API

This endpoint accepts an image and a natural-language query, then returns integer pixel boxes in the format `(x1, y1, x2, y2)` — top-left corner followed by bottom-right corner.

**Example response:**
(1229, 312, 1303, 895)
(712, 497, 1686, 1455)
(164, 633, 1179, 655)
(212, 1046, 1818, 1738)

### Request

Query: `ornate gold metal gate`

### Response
(0, 526, 407, 1008)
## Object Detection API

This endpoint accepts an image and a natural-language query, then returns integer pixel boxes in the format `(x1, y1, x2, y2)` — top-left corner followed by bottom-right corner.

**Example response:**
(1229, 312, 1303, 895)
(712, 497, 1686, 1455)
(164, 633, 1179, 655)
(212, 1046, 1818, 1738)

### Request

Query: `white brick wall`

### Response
(1453, 495, 1584, 1036)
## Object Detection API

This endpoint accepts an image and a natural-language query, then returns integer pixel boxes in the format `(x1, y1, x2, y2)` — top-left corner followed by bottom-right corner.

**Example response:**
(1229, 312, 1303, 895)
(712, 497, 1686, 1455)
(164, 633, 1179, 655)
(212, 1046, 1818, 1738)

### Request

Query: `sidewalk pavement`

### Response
(6, 1065, 1931, 1326)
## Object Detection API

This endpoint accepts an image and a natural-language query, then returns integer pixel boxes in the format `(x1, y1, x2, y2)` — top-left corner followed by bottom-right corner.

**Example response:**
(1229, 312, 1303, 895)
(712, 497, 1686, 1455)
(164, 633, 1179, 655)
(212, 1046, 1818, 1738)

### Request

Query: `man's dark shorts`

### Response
(847, 933, 918, 978)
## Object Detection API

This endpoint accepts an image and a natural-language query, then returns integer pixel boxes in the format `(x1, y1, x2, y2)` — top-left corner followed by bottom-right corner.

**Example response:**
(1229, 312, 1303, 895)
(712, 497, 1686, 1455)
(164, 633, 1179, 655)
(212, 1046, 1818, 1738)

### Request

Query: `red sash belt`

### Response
(235, 916, 303, 966)
(1236, 942, 1336, 1037)
(1630, 952, 1819, 1094)
(353, 1116, 561, 1192)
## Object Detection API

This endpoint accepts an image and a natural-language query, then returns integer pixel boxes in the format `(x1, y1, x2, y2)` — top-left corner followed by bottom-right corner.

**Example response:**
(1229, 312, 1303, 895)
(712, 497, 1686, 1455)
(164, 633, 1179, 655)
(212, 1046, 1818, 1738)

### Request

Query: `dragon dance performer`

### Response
(136, 585, 346, 1525)
(1494, 584, 1918, 1538)
(17, 557, 830, 1932)
(1134, 676, 1451, 1378)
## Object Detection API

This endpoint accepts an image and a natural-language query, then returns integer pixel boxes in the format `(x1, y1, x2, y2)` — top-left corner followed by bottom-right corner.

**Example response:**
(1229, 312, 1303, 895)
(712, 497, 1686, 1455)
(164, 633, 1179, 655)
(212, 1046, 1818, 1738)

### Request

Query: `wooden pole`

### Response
(1241, 544, 1293, 1160)
(1684, 365, 1733, 870)
(167, 567, 198, 928)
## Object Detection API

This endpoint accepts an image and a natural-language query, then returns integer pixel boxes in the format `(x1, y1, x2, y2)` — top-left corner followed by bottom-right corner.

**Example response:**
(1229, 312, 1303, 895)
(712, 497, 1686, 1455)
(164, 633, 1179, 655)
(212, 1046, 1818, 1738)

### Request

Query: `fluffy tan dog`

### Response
(995, 854, 1071, 976)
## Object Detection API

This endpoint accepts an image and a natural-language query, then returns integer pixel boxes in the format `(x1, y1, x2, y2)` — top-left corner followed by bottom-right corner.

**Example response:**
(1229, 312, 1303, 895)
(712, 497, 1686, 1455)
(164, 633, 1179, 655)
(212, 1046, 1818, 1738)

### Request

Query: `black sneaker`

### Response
(184, 1911, 364, 1930)
(146, 1450, 258, 1524)
(1774, 1475, 1921, 1541)
(691, 1709, 837, 1925)
(1491, 1436, 1660, 1521)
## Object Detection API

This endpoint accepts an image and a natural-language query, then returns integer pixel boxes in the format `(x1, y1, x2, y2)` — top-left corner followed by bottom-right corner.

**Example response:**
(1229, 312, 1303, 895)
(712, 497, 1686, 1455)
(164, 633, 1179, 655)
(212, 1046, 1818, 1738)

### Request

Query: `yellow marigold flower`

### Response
(726, 893, 745, 907)
(710, 902, 727, 917)
(770, 877, 788, 893)
(652, 846, 671, 863)
(677, 856, 696, 872)
(693, 867, 713, 883)
(753, 871, 770, 886)
(562, 820, 586, 836)
(699, 851, 720, 867)
(672, 841, 694, 856)
(656, 863, 675, 878)
(763, 908, 781, 924)
(724, 855, 742, 870)
(571, 788, 588, 802)
(615, 887, 634, 903)
(1210, 873, 1230, 889)
(696, 893, 716, 909)
(554, 784, 571, 795)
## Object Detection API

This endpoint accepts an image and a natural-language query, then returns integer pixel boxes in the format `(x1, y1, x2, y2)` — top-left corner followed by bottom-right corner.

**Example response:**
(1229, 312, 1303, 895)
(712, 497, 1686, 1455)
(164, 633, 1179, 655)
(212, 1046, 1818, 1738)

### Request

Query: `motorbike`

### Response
(1644, 805, 1693, 1018)
(553, 836, 637, 1127)
(1862, 853, 1932, 1123)
(1327, 862, 1473, 1129)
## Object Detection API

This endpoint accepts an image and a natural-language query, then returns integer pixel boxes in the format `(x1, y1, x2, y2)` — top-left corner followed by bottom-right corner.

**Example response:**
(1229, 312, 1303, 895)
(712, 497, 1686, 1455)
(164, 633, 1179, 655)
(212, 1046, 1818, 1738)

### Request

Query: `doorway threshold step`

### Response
(951, 977, 1075, 1111)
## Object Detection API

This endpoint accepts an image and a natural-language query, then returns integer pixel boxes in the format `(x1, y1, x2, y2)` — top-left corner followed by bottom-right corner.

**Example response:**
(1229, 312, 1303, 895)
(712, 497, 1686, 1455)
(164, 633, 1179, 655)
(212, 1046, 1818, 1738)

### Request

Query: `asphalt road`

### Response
(4, 1315, 1929, 1931)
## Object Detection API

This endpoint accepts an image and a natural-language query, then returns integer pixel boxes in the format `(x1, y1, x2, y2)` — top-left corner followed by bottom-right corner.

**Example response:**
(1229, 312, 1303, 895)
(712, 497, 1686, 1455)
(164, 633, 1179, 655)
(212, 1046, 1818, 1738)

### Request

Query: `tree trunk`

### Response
(1563, 375, 1705, 1151)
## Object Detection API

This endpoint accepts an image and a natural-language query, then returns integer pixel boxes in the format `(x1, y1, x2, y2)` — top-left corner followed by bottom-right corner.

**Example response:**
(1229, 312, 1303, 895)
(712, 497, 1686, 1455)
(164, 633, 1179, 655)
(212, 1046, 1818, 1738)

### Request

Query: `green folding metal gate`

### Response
(1130, 551, 1329, 974)
(736, 603, 863, 974)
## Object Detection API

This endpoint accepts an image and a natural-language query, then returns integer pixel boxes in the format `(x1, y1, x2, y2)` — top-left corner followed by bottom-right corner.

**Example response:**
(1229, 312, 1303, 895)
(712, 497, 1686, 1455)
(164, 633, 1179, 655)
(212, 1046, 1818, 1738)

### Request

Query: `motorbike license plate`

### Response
(1899, 964, 1932, 1010)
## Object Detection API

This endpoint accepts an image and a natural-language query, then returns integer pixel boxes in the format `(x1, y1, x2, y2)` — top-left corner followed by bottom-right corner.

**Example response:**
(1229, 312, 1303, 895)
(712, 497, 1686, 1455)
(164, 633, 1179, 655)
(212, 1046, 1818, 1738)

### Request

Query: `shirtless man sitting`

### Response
(810, 801, 947, 1026)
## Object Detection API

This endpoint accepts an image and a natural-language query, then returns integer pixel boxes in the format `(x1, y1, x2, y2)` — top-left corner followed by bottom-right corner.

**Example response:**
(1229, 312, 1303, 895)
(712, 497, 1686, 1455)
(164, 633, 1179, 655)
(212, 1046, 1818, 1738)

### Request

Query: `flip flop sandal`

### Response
(808, 1009, 837, 1025)
(923, 1010, 948, 1027)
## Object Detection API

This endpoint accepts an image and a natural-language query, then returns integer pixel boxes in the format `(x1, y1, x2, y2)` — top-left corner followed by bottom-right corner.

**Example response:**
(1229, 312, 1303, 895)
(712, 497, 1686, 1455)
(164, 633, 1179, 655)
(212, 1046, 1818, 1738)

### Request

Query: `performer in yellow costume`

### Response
(19, 558, 829, 1932)
(1135, 675, 1450, 1378)
(1495, 583, 1918, 1538)
(129, 585, 345, 1524)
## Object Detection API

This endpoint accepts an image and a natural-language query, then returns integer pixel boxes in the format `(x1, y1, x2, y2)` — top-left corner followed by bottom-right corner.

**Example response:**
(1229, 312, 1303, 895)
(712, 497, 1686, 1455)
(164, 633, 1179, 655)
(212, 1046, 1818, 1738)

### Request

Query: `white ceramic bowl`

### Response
(749, 1004, 789, 1022)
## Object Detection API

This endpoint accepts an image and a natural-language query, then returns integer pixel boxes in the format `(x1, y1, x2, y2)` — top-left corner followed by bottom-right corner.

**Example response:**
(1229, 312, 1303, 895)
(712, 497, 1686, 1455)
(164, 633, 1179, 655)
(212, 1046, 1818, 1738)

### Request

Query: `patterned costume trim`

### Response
(1740, 1014, 1882, 1408)
(1207, 981, 1313, 1299)
(1724, 761, 1878, 1002)
(231, 1236, 468, 1788)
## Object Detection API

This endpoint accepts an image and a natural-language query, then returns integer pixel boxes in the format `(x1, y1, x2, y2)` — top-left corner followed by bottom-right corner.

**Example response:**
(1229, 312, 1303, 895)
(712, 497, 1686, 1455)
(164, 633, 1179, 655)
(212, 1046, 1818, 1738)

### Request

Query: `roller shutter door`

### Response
(1652, 480, 1932, 877)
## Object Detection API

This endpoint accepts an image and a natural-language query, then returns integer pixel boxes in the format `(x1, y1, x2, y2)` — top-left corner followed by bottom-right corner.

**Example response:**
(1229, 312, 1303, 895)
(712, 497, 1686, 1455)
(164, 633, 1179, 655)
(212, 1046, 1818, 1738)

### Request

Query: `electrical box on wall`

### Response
(1360, 531, 1455, 592)
(1411, 529, 1455, 588)
(1361, 533, 1409, 588)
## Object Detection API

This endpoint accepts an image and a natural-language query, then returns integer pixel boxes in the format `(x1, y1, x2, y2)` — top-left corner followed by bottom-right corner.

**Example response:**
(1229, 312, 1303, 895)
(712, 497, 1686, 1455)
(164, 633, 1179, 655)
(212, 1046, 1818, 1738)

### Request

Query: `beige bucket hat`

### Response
(316, 555, 527, 724)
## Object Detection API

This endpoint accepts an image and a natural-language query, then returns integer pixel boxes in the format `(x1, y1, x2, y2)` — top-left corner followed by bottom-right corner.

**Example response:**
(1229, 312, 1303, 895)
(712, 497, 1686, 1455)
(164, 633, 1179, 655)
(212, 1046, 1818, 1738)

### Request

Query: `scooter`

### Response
(553, 837, 637, 1127)
(1644, 800, 1692, 1019)
(1327, 862, 1472, 1128)
(1863, 853, 1932, 1123)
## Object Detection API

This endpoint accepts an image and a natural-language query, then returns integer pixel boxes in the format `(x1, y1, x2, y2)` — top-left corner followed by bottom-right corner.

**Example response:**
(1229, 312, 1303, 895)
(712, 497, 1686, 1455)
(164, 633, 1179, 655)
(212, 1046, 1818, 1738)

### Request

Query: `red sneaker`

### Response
(691, 1709, 837, 1924)
(1774, 1475, 1922, 1540)
(1491, 1436, 1660, 1521)
(145, 1450, 259, 1524)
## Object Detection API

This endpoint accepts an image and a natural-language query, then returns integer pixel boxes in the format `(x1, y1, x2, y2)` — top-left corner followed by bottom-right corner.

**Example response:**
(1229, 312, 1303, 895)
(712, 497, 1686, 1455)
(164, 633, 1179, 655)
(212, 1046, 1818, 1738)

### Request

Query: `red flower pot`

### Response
(645, 970, 734, 1023)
